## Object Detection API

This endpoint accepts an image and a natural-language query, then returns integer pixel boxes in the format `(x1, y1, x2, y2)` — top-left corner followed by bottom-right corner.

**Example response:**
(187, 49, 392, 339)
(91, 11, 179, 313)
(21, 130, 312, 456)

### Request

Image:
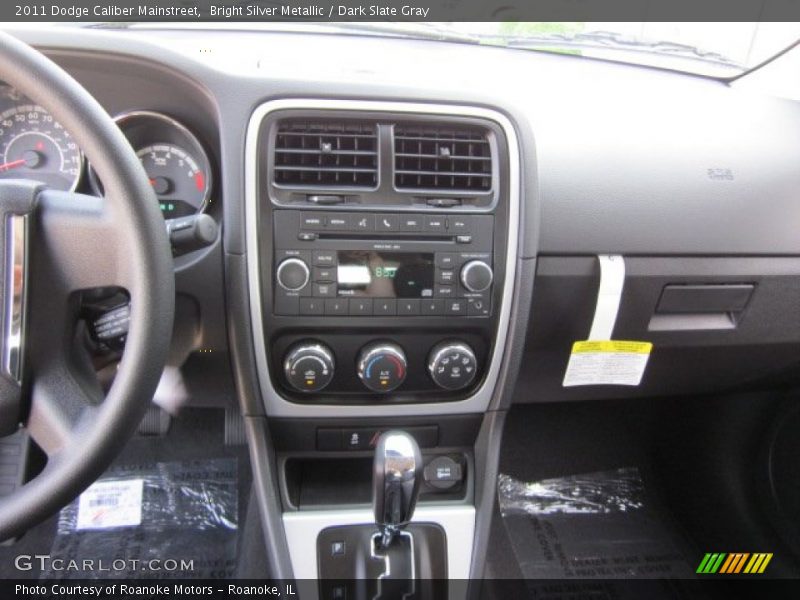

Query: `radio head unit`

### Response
(272, 209, 494, 318)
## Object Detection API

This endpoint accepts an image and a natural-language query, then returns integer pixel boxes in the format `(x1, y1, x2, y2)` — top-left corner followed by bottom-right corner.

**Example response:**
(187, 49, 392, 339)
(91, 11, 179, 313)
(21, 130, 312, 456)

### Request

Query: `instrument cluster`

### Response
(0, 86, 215, 219)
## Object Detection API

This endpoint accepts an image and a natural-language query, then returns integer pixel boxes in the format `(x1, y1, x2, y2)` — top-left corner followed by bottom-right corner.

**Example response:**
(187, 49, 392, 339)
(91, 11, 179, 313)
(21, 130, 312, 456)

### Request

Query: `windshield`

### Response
(336, 22, 800, 78)
(21, 20, 799, 79)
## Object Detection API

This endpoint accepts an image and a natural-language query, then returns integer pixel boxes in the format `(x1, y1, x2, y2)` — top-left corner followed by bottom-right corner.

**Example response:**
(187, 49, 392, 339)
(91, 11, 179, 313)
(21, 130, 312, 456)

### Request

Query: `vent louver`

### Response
(274, 120, 378, 187)
(394, 124, 492, 192)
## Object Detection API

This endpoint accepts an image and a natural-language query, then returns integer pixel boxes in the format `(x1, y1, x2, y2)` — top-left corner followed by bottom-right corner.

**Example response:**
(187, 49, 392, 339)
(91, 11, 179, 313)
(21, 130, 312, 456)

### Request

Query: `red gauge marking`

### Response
(35, 141, 44, 151)
(0, 158, 26, 172)
(387, 355, 405, 379)
(149, 178, 156, 185)
(194, 171, 205, 192)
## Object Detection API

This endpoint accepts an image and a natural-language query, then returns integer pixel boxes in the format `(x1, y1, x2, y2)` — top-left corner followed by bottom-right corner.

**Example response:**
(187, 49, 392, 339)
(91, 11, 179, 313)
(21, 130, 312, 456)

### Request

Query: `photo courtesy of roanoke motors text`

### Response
(1, 0, 800, 598)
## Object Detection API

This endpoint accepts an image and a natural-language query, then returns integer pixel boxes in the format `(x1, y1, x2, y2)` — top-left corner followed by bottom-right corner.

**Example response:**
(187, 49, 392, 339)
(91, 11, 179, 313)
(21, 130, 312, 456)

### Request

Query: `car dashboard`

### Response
(5, 23, 800, 583)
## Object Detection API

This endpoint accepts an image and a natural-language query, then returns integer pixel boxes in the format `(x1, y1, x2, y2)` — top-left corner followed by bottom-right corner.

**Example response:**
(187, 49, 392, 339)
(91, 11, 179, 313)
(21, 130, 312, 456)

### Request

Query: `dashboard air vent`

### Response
(394, 124, 492, 192)
(274, 120, 378, 187)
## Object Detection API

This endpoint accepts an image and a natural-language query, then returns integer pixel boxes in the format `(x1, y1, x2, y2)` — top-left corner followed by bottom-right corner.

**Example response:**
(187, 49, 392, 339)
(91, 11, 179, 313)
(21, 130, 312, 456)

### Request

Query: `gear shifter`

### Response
(372, 430, 422, 549)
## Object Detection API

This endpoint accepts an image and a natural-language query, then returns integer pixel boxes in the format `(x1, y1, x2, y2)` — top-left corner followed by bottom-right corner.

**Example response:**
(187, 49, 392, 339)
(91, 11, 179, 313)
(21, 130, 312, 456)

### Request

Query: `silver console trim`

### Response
(245, 99, 520, 417)
(283, 505, 475, 584)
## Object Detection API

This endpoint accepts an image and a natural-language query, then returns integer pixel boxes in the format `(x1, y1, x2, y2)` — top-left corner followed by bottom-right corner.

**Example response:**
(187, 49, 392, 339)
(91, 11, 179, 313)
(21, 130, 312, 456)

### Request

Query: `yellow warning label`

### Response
(571, 341, 653, 355)
(563, 340, 653, 387)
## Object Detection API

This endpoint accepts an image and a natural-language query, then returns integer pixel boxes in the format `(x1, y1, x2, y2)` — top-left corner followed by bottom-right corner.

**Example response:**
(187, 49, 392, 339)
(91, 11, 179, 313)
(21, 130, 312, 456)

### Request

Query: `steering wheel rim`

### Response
(0, 31, 174, 539)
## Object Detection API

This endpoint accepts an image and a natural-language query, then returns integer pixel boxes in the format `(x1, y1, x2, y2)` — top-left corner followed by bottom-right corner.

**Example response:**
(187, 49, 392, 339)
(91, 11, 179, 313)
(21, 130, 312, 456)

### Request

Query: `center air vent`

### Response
(274, 120, 378, 188)
(394, 124, 492, 192)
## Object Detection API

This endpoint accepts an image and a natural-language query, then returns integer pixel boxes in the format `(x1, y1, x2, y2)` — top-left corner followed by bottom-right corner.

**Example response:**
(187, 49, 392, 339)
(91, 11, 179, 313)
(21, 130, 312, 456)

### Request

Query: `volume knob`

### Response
(460, 260, 493, 293)
(277, 257, 310, 291)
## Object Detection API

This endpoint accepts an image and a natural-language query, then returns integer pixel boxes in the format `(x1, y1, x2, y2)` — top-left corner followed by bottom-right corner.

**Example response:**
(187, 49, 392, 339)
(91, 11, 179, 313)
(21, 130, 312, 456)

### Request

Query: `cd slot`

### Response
(318, 233, 454, 243)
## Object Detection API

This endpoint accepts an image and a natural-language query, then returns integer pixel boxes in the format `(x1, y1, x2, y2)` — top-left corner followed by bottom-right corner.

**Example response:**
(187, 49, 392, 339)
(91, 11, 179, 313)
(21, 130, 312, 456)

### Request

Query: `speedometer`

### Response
(0, 102, 82, 191)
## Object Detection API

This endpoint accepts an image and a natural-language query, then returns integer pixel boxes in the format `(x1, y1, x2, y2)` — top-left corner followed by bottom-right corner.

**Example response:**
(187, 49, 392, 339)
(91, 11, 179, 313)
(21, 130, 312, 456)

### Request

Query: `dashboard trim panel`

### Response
(245, 99, 520, 417)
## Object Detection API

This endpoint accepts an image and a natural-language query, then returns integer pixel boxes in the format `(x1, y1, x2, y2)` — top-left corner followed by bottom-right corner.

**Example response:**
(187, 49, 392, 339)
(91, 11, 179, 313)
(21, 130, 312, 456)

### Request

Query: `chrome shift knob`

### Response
(372, 430, 422, 548)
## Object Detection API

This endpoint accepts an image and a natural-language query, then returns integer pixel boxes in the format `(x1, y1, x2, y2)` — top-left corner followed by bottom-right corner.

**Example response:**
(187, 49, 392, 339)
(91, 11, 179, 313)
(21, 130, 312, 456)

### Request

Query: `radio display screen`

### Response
(336, 251, 435, 298)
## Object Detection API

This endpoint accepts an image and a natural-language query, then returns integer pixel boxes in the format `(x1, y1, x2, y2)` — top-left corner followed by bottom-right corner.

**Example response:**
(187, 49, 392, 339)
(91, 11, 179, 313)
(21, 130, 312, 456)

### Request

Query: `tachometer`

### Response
(0, 102, 82, 191)
(88, 111, 213, 219)
(137, 144, 209, 217)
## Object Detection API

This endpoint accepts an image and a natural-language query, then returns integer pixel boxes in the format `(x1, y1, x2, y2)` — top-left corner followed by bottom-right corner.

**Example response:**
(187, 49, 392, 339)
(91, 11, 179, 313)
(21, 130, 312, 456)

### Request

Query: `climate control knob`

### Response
(283, 342, 335, 392)
(357, 342, 407, 393)
(276, 257, 310, 291)
(460, 260, 493, 293)
(428, 341, 478, 391)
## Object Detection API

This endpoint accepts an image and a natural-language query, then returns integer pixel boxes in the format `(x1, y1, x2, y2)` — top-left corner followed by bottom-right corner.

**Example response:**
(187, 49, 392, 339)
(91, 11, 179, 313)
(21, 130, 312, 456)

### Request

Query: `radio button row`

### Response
(289, 296, 486, 317)
(300, 212, 470, 234)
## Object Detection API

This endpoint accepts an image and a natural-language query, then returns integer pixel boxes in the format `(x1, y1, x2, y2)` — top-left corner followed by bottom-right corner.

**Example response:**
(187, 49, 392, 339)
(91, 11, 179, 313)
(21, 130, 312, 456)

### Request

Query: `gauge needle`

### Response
(0, 151, 42, 173)
(0, 158, 26, 172)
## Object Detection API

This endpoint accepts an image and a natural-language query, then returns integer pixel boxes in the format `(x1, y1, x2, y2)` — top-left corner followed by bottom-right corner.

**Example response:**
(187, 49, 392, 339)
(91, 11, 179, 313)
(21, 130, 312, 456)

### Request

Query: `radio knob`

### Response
(428, 341, 478, 391)
(277, 257, 310, 291)
(460, 260, 493, 293)
(356, 342, 407, 393)
(283, 342, 335, 393)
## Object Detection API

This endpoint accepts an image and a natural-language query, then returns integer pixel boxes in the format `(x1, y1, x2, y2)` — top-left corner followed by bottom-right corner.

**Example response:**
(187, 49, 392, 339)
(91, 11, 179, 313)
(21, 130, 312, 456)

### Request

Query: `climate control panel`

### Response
(278, 337, 482, 398)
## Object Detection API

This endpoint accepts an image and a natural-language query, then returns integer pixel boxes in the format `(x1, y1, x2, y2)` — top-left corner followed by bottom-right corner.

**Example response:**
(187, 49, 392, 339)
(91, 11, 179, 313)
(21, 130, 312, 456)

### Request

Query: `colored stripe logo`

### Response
(697, 552, 773, 574)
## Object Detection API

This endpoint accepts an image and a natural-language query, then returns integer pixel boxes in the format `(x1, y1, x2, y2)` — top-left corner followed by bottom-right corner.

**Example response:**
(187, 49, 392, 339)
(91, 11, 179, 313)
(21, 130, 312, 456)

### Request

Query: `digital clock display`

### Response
(336, 251, 434, 298)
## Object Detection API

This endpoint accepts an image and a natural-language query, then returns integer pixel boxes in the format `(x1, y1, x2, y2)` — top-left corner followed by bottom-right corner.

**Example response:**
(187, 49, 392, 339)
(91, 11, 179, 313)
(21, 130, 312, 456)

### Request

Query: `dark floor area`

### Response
(486, 392, 800, 582)
(0, 408, 251, 579)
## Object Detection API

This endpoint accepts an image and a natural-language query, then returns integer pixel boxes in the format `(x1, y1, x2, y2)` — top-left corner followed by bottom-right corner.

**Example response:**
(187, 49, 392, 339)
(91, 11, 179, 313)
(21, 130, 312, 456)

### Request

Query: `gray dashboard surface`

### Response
(6, 25, 800, 261)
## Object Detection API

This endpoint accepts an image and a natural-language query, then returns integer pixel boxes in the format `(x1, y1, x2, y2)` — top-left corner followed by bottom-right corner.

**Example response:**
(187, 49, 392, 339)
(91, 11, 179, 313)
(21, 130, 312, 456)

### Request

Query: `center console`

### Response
(244, 99, 521, 588)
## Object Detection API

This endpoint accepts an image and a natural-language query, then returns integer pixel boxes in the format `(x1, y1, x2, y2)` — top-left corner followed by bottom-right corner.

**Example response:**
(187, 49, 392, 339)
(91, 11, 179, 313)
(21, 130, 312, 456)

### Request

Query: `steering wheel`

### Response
(0, 32, 174, 539)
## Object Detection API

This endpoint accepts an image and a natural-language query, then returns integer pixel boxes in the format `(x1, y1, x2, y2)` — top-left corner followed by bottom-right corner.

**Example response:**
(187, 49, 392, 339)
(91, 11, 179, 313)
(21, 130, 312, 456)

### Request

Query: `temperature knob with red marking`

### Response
(356, 342, 408, 393)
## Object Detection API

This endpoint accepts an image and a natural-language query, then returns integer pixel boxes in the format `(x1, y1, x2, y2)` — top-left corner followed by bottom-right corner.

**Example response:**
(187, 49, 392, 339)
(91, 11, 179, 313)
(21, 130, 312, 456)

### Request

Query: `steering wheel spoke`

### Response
(36, 189, 134, 292)
(27, 352, 101, 457)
